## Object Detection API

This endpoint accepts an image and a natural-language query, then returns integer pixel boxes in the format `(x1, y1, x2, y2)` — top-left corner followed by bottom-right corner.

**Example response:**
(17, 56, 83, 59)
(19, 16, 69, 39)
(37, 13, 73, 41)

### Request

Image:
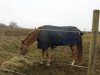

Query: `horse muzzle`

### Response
(20, 49, 28, 55)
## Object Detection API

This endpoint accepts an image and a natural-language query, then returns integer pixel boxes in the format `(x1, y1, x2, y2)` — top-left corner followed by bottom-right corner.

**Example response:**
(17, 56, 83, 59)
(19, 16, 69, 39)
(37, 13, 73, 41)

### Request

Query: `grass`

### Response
(0, 28, 100, 75)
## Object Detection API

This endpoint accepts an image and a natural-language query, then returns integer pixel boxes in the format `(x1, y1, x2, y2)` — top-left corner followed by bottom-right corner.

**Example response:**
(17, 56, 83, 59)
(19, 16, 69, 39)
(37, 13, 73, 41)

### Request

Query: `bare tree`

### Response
(9, 22, 19, 28)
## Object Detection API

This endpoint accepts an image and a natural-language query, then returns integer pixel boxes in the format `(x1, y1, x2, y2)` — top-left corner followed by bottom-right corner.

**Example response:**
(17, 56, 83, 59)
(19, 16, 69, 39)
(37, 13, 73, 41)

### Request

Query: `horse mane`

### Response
(23, 28, 41, 45)
(23, 31, 33, 42)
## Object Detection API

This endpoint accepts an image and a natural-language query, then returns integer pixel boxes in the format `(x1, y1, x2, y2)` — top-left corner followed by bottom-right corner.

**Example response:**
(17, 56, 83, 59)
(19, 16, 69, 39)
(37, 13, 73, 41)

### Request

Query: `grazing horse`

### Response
(20, 25, 83, 66)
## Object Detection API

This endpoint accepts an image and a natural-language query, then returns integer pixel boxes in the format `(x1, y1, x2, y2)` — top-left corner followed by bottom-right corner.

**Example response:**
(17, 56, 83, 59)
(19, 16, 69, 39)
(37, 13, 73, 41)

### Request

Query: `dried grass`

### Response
(1, 55, 33, 72)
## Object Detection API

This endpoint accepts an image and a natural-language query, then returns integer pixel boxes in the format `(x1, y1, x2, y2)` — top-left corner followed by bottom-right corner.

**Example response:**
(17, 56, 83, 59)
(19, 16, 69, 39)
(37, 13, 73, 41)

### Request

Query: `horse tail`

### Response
(77, 32, 83, 63)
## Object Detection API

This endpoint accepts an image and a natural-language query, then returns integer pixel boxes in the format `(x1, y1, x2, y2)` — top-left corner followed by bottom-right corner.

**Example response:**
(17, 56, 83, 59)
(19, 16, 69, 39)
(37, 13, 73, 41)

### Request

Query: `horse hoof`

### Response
(46, 63, 50, 67)
(71, 61, 75, 65)
(40, 61, 44, 65)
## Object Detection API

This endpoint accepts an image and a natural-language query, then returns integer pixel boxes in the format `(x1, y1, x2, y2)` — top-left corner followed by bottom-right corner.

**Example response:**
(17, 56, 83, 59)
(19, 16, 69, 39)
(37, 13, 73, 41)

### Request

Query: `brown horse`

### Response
(20, 25, 83, 66)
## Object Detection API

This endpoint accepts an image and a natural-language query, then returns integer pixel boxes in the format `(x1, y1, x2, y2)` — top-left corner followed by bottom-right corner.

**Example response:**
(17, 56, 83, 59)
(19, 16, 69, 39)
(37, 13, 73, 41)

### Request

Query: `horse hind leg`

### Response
(70, 45, 78, 65)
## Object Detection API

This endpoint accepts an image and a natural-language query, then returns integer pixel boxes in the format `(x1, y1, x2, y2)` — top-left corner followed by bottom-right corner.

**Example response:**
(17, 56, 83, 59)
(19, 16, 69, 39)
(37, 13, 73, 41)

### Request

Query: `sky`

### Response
(0, 0, 100, 31)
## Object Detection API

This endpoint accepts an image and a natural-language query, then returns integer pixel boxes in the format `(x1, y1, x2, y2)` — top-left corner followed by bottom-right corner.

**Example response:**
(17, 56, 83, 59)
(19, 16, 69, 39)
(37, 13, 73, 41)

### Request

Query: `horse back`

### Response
(37, 25, 83, 49)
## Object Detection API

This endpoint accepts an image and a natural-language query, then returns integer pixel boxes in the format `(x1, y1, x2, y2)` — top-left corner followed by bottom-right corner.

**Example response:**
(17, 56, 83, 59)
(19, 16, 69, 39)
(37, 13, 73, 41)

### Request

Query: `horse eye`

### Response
(20, 47, 22, 50)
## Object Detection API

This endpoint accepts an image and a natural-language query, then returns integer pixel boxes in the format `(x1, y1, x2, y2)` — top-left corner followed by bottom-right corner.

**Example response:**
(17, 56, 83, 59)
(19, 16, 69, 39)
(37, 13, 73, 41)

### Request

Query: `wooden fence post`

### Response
(87, 10, 99, 75)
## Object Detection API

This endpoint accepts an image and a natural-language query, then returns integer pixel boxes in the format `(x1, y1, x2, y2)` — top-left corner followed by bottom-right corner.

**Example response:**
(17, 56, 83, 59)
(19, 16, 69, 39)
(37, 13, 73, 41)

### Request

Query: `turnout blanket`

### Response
(37, 25, 83, 49)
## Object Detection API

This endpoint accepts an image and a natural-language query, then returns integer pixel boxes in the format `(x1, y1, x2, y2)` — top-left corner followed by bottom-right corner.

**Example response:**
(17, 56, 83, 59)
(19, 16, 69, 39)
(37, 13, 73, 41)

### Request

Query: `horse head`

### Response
(20, 29, 41, 55)
(20, 40, 29, 55)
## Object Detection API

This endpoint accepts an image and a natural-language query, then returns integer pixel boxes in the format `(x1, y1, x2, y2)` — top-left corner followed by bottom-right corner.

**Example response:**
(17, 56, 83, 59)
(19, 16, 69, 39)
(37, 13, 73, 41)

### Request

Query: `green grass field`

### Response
(0, 28, 100, 75)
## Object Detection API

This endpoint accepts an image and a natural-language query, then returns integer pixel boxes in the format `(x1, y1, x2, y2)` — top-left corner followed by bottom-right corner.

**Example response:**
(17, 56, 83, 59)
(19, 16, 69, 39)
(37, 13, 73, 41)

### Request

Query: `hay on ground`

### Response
(1, 55, 33, 72)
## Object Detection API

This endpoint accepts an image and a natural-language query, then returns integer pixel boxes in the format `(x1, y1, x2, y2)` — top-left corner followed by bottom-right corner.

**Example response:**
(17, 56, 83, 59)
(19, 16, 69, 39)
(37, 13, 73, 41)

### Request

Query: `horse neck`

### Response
(24, 29, 41, 45)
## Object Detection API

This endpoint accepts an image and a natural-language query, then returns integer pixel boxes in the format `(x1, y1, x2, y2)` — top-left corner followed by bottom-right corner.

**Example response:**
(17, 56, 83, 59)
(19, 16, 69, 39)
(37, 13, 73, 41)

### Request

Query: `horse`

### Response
(20, 25, 83, 66)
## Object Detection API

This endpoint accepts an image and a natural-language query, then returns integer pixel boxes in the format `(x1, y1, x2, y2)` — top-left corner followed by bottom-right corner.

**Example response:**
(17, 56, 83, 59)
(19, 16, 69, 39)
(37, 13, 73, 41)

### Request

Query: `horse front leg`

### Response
(70, 45, 78, 65)
(40, 49, 50, 66)
(40, 49, 46, 64)
(45, 49, 50, 66)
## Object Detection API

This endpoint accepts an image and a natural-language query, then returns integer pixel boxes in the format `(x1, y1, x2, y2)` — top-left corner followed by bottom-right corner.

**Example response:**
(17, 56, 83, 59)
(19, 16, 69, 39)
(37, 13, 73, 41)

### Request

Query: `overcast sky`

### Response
(0, 0, 100, 31)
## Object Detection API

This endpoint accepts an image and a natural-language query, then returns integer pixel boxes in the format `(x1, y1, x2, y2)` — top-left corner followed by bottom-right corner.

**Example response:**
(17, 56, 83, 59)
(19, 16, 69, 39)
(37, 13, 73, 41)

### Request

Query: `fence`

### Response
(0, 10, 100, 75)
(87, 10, 100, 75)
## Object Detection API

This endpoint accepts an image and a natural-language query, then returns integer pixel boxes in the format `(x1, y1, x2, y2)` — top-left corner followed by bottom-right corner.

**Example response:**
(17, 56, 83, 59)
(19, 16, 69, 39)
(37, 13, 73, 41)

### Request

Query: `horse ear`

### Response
(22, 40, 24, 44)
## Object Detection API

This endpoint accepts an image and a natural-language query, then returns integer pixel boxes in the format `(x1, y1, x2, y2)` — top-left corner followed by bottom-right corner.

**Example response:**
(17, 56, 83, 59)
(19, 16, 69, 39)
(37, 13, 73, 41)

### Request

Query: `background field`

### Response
(0, 28, 100, 75)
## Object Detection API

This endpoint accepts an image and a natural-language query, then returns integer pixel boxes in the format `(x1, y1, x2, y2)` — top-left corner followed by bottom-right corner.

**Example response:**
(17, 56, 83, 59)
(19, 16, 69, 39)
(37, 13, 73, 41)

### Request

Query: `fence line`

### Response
(87, 10, 99, 75)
